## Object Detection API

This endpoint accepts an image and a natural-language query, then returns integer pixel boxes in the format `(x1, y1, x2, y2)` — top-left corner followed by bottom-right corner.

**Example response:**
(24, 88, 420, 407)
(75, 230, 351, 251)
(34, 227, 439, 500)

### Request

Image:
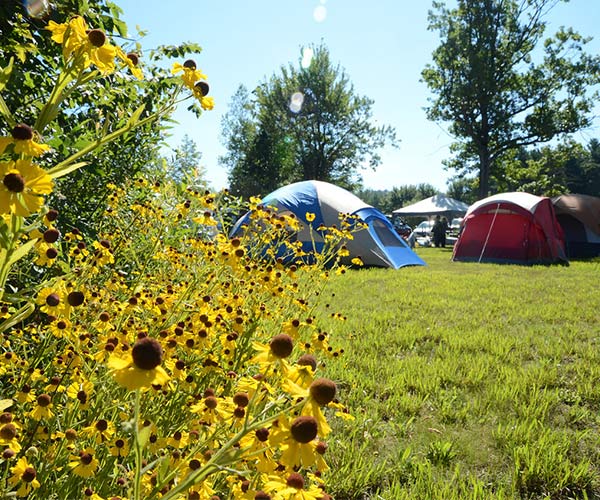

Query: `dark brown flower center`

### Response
(45, 293, 60, 307)
(95, 419, 108, 431)
(65, 428, 78, 440)
(290, 416, 318, 443)
(11, 124, 34, 141)
(80, 452, 93, 465)
(204, 395, 218, 409)
(309, 378, 337, 406)
(189, 459, 201, 470)
(131, 337, 163, 370)
(269, 334, 294, 358)
(183, 59, 196, 70)
(233, 392, 249, 407)
(46, 209, 58, 221)
(43, 228, 60, 243)
(316, 441, 328, 454)
(37, 393, 51, 407)
(194, 81, 210, 97)
(297, 353, 317, 371)
(286, 472, 305, 490)
(46, 247, 58, 259)
(0, 412, 13, 424)
(0, 423, 17, 440)
(255, 427, 269, 442)
(3, 172, 25, 193)
(87, 29, 106, 47)
(67, 291, 85, 307)
(254, 491, 271, 500)
(126, 53, 139, 66)
(22, 467, 36, 482)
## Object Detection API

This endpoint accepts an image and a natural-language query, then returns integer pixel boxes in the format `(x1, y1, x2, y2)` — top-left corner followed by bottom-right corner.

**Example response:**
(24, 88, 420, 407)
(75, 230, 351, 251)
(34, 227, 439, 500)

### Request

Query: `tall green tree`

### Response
(221, 44, 397, 198)
(422, 0, 600, 199)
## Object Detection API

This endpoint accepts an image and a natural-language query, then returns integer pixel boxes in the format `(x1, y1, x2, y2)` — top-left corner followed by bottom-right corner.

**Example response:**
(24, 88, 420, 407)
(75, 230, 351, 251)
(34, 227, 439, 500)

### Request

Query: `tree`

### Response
(498, 138, 600, 196)
(422, 0, 600, 198)
(0, 0, 204, 235)
(168, 134, 208, 188)
(221, 44, 397, 197)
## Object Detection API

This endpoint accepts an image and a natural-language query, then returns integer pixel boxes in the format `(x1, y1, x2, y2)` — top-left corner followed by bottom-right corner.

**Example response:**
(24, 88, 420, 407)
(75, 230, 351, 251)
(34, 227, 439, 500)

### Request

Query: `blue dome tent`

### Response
(231, 180, 426, 269)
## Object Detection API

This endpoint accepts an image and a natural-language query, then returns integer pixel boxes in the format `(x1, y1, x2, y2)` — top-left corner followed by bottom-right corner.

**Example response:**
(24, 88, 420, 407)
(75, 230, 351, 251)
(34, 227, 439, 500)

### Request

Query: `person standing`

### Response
(440, 216, 449, 247)
(431, 215, 443, 247)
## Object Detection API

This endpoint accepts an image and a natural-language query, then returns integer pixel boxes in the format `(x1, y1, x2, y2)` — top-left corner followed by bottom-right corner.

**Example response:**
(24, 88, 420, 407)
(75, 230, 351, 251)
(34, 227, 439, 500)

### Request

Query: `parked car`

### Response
(413, 220, 435, 237)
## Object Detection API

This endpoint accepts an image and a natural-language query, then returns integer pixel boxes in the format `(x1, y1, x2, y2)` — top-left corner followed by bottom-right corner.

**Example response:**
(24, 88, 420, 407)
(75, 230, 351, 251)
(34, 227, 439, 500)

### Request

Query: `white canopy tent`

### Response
(392, 194, 469, 218)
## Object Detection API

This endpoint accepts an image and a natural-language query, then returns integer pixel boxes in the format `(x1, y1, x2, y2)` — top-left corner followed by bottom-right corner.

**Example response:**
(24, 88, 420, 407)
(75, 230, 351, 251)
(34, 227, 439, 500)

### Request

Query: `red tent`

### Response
(452, 192, 567, 264)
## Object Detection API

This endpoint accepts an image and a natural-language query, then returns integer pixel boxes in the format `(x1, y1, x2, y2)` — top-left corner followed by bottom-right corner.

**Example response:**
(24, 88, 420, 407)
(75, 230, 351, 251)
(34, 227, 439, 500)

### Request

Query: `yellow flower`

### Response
(172, 60, 207, 90)
(108, 337, 169, 391)
(116, 47, 144, 80)
(109, 437, 130, 457)
(0, 124, 50, 157)
(0, 159, 53, 216)
(263, 472, 323, 500)
(0, 418, 22, 452)
(8, 457, 40, 497)
(47, 16, 119, 74)
(68, 448, 99, 478)
(29, 393, 54, 420)
(351, 256, 364, 266)
(305, 212, 316, 222)
(200, 95, 214, 111)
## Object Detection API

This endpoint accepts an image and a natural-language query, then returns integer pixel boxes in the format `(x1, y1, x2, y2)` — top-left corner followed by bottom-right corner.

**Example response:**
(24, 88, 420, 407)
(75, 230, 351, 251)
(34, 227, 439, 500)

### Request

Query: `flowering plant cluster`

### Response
(0, 10, 354, 500)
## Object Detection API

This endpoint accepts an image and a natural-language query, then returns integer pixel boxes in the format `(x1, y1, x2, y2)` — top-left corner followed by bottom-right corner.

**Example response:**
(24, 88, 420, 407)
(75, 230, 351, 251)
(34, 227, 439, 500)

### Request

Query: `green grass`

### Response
(316, 248, 600, 499)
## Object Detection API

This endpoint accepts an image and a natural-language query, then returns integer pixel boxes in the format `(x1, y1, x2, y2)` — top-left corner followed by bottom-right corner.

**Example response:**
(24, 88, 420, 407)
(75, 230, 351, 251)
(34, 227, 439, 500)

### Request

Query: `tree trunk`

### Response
(478, 149, 492, 199)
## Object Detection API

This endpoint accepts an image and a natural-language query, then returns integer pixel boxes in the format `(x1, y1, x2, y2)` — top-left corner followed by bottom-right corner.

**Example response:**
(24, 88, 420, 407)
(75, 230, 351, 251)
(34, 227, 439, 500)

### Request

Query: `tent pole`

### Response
(478, 203, 501, 263)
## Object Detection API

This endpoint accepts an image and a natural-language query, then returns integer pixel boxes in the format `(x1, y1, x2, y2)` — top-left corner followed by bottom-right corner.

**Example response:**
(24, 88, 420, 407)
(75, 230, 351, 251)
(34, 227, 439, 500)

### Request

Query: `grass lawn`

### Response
(316, 248, 600, 499)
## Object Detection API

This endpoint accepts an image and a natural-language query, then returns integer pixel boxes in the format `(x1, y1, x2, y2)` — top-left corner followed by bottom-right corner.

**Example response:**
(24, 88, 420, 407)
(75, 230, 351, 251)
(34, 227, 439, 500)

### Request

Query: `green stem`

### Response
(133, 389, 143, 500)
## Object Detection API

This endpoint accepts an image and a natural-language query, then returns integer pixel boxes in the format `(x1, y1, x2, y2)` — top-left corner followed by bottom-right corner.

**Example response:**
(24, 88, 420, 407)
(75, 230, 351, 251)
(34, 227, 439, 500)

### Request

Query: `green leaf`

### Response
(0, 58, 14, 93)
(47, 161, 89, 180)
(7, 238, 38, 267)
(137, 424, 152, 450)
(128, 104, 146, 126)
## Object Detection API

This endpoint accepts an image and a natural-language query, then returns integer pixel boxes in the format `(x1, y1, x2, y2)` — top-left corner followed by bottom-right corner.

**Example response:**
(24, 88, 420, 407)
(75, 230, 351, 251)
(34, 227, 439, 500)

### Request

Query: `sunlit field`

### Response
(318, 248, 600, 499)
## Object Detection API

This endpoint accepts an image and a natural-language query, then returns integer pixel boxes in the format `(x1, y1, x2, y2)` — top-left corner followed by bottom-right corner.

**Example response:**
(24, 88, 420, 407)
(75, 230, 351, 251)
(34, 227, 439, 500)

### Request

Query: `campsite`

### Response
(2, 1, 600, 500)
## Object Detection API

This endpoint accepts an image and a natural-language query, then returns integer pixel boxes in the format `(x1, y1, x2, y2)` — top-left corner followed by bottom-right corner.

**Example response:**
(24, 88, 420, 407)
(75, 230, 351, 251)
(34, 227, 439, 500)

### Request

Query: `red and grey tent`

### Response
(452, 192, 567, 264)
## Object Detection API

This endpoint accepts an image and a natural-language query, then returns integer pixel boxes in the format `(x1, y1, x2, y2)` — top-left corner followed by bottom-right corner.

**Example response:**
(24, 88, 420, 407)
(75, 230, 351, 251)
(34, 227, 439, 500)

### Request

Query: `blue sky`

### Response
(116, 0, 600, 193)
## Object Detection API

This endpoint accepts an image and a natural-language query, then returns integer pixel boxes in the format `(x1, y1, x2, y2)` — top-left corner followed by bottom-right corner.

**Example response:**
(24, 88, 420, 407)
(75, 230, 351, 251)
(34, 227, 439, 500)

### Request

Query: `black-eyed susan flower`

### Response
(283, 377, 337, 437)
(68, 448, 99, 478)
(0, 124, 51, 157)
(107, 337, 169, 391)
(305, 212, 316, 223)
(29, 393, 54, 420)
(47, 16, 118, 74)
(0, 159, 53, 217)
(8, 457, 40, 497)
(251, 333, 295, 374)
(172, 60, 207, 90)
(263, 472, 323, 500)
(0, 413, 22, 452)
(109, 437, 130, 457)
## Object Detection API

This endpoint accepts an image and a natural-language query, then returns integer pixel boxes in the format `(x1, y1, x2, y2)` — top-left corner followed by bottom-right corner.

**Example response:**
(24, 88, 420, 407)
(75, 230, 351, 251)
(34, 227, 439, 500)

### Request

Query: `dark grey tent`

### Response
(552, 194, 600, 258)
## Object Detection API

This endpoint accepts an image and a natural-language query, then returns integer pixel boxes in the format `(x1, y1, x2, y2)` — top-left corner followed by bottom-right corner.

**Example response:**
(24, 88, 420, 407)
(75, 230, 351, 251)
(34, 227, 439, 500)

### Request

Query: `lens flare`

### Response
(289, 92, 304, 113)
(24, 0, 51, 18)
(301, 47, 314, 69)
(313, 5, 327, 23)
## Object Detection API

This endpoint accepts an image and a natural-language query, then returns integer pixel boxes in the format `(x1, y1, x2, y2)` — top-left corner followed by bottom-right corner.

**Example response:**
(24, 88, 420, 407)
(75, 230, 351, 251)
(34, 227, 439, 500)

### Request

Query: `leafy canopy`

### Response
(422, 0, 600, 198)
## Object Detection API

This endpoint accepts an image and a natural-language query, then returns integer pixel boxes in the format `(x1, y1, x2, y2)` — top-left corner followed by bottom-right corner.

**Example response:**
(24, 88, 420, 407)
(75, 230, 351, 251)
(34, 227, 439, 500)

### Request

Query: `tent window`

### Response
(371, 220, 403, 247)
